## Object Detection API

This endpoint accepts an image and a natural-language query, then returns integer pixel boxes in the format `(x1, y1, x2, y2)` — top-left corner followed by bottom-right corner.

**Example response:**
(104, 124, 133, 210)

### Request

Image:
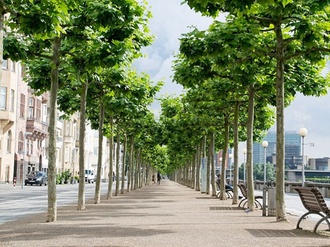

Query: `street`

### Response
(0, 182, 108, 224)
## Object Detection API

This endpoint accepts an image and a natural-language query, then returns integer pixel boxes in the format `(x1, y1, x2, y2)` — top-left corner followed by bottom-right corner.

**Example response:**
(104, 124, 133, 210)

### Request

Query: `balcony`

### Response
(0, 110, 15, 133)
(26, 118, 48, 140)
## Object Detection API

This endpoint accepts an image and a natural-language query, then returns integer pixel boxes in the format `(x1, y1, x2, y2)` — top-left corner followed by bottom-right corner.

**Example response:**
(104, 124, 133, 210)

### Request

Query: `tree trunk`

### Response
(107, 116, 114, 199)
(136, 149, 141, 189)
(247, 85, 255, 210)
(130, 147, 135, 191)
(196, 144, 201, 191)
(121, 134, 127, 193)
(77, 78, 88, 210)
(275, 21, 288, 222)
(47, 36, 61, 222)
(127, 135, 133, 192)
(191, 153, 196, 189)
(232, 101, 240, 205)
(94, 96, 104, 204)
(219, 117, 229, 200)
(210, 131, 216, 197)
(115, 129, 120, 196)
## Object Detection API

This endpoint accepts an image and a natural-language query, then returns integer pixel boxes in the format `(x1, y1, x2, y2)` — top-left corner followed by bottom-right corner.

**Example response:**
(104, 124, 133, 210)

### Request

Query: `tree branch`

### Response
(285, 47, 330, 60)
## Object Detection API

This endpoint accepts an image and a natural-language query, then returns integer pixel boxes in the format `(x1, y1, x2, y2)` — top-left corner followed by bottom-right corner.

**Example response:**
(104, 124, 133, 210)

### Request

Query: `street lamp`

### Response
(299, 127, 307, 187)
(243, 148, 247, 184)
(262, 141, 268, 185)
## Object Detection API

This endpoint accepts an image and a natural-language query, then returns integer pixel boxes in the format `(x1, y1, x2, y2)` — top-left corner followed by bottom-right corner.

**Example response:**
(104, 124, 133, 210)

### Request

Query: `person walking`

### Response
(157, 171, 161, 185)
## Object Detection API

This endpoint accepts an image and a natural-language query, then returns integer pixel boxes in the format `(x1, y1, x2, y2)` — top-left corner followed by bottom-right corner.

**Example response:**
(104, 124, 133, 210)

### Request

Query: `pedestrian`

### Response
(157, 171, 161, 185)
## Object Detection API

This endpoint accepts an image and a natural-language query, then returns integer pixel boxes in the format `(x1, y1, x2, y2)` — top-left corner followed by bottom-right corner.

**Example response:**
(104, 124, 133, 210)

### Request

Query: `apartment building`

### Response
(0, 59, 48, 184)
(0, 59, 112, 184)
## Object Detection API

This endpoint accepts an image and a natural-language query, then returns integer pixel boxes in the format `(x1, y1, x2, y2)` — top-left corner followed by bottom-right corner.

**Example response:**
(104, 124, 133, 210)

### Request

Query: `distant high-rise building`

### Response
(253, 131, 301, 168)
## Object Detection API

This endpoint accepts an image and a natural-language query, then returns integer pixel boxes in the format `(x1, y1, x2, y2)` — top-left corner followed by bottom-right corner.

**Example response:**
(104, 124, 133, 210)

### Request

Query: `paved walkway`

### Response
(0, 180, 329, 247)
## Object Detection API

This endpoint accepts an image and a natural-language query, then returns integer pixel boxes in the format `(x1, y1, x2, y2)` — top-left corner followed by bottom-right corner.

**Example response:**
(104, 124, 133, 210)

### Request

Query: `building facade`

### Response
(0, 59, 113, 184)
(253, 131, 302, 168)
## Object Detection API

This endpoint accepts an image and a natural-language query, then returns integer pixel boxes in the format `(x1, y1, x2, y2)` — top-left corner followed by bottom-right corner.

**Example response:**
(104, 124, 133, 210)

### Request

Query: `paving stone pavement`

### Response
(0, 180, 329, 247)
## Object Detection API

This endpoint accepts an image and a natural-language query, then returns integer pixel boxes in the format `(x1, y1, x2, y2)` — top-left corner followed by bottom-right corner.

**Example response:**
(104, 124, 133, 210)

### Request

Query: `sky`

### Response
(133, 0, 330, 161)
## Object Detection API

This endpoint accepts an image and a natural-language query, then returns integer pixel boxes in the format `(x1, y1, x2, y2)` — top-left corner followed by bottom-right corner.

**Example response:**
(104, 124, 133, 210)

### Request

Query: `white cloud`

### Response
(136, 0, 330, 159)
(284, 93, 330, 158)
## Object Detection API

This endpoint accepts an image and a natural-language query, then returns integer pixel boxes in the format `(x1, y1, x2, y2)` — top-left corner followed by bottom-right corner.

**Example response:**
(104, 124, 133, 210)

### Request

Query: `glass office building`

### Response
(253, 131, 301, 168)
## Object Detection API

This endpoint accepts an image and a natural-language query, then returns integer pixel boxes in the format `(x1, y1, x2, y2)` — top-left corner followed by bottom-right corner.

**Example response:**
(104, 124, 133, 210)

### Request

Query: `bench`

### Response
(237, 183, 263, 209)
(294, 187, 330, 233)
(216, 180, 233, 199)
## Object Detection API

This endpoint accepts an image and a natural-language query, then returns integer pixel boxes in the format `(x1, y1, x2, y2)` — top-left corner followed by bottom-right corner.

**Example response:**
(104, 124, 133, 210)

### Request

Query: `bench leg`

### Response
(296, 212, 311, 230)
(254, 200, 262, 209)
(313, 216, 330, 233)
(238, 198, 247, 208)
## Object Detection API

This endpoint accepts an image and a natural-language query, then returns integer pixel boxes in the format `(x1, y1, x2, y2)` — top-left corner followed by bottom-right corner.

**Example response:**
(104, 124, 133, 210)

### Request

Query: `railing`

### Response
(253, 180, 330, 198)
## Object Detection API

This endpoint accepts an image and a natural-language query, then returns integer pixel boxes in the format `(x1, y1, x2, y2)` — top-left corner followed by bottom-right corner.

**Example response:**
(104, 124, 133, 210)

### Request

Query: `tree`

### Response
(5, 0, 154, 217)
(2, 0, 72, 222)
(181, 0, 330, 221)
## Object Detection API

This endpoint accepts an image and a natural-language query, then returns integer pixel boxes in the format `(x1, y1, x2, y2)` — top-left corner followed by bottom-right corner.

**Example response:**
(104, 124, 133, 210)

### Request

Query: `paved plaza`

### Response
(0, 180, 329, 247)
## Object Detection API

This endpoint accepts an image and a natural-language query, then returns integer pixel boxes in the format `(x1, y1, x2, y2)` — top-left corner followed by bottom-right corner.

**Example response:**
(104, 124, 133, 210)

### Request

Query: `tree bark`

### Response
(210, 131, 216, 197)
(191, 153, 196, 189)
(107, 117, 114, 199)
(121, 134, 127, 193)
(127, 135, 133, 192)
(115, 129, 120, 196)
(232, 101, 240, 205)
(196, 143, 201, 191)
(219, 117, 229, 200)
(275, 21, 288, 222)
(47, 36, 61, 222)
(77, 78, 88, 210)
(247, 85, 255, 210)
(94, 95, 104, 204)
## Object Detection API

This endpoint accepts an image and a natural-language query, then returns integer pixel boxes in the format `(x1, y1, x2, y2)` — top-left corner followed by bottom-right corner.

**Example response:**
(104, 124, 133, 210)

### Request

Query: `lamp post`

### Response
(299, 127, 307, 187)
(261, 141, 268, 216)
(262, 141, 268, 185)
(229, 153, 233, 185)
(243, 148, 247, 184)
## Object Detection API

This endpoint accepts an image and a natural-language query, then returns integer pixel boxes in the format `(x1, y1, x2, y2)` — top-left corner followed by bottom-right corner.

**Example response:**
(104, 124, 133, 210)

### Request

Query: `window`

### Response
(7, 130, 12, 153)
(11, 61, 15, 72)
(36, 99, 41, 122)
(28, 107, 34, 120)
(21, 65, 25, 77)
(10, 89, 14, 112)
(20, 94, 25, 118)
(28, 97, 34, 107)
(65, 146, 70, 162)
(42, 104, 47, 122)
(26, 139, 29, 155)
(1, 87, 7, 110)
(30, 140, 33, 155)
(2, 59, 8, 69)
(66, 121, 71, 136)
(18, 132, 24, 153)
